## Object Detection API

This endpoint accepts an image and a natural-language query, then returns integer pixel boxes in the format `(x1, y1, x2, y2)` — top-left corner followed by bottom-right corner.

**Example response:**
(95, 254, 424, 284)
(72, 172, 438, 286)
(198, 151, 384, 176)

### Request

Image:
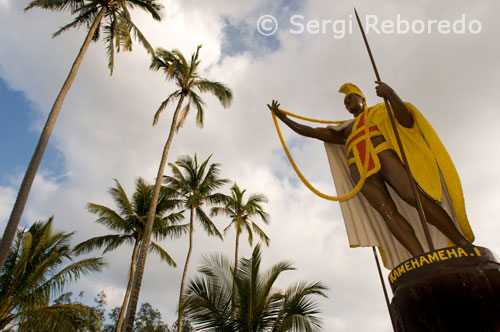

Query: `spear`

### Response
(353, 8, 435, 252)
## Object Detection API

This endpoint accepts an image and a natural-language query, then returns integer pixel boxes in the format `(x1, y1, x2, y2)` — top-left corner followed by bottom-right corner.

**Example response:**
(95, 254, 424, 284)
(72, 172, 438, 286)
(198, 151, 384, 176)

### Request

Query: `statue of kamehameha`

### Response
(268, 81, 475, 269)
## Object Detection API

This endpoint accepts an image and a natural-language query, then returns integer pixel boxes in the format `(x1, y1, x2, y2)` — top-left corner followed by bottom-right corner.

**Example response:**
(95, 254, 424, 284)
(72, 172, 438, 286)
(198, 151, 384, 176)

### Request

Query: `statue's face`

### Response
(344, 94, 365, 116)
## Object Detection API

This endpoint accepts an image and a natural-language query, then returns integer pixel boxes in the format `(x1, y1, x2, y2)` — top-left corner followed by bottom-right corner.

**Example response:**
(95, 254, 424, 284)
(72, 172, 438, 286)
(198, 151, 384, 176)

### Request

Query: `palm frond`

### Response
(103, 16, 117, 74)
(188, 45, 202, 79)
(195, 79, 233, 108)
(251, 222, 270, 246)
(124, 11, 155, 54)
(198, 252, 233, 281)
(275, 282, 328, 332)
(109, 178, 134, 216)
(86, 203, 127, 232)
(52, 4, 100, 38)
(183, 244, 327, 332)
(222, 220, 235, 235)
(150, 48, 173, 71)
(161, 223, 190, 239)
(131, 177, 153, 217)
(183, 275, 233, 332)
(148, 241, 176, 267)
(0, 217, 108, 331)
(170, 49, 189, 75)
(123, 0, 163, 21)
(210, 206, 233, 218)
(18, 303, 92, 332)
(175, 102, 190, 132)
(189, 90, 206, 128)
(153, 90, 181, 125)
(244, 222, 254, 246)
(162, 210, 185, 225)
(25, 0, 86, 12)
(206, 193, 230, 207)
(37, 257, 106, 297)
(73, 234, 134, 255)
(195, 207, 222, 240)
(184, 251, 234, 331)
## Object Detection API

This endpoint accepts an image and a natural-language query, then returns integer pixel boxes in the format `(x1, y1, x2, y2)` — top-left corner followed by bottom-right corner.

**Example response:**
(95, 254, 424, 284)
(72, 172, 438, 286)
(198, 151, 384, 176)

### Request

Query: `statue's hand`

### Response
(267, 100, 287, 120)
(375, 81, 395, 99)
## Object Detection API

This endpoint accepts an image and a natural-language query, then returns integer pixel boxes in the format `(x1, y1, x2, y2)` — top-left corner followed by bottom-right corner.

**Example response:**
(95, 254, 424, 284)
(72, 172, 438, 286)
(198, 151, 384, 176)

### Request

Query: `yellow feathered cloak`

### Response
(324, 102, 474, 269)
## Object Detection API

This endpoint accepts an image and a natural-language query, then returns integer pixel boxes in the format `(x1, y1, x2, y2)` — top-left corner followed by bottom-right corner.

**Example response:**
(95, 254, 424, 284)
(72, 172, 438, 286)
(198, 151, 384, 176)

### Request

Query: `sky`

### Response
(1, 0, 500, 331)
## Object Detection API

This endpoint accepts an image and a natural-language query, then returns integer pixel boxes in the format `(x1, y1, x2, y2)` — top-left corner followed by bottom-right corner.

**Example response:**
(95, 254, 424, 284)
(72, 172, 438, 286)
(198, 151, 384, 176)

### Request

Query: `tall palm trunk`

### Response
(177, 207, 195, 332)
(123, 95, 185, 332)
(116, 239, 140, 332)
(231, 231, 240, 319)
(0, 7, 107, 271)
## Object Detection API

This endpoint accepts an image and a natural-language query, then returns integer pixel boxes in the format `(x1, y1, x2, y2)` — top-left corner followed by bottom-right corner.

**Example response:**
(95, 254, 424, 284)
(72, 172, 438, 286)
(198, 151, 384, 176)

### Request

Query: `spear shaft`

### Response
(353, 8, 435, 252)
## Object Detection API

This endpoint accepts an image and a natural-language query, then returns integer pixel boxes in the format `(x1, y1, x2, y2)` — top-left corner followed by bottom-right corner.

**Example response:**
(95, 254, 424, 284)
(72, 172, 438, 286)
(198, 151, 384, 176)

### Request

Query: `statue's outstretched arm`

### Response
(267, 100, 344, 144)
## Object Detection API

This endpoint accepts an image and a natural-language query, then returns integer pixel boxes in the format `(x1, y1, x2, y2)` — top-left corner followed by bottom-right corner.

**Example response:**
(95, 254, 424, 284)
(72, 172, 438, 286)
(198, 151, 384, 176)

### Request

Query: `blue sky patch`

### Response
(220, 0, 303, 58)
(0, 77, 66, 187)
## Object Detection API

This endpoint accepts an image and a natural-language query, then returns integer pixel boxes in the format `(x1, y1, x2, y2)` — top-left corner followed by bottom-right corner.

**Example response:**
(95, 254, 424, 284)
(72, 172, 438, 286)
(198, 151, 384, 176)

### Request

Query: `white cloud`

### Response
(2, 0, 500, 331)
(0, 186, 15, 230)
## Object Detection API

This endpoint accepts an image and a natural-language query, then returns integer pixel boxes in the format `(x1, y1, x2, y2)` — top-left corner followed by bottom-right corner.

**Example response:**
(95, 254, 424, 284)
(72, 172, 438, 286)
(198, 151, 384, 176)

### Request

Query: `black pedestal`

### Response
(389, 246, 500, 332)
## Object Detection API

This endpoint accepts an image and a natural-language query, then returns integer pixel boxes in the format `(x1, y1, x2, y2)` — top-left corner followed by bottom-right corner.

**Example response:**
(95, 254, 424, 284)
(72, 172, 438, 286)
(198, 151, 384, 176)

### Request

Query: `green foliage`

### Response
(168, 318, 194, 332)
(104, 301, 176, 332)
(213, 183, 270, 246)
(150, 45, 233, 128)
(25, 0, 163, 74)
(0, 218, 106, 331)
(103, 306, 121, 332)
(183, 245, 328, 332)
(76, 177, 187, 332)
(44, 291, 107, 332)
(163, 155, 229, 239)
(134, 302, 168, 332)
(75, 177, 187, 266)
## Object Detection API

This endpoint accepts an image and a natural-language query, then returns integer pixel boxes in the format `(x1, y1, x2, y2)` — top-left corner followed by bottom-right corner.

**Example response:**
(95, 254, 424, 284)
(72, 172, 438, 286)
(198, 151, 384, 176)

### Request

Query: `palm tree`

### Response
(0, 0, 163, 271)
(123, 45, 233, 332)
(162, 154, 229, 332)
(183, 244, 328, 332)
(211, 183, 270, 314)
(0, 217, 106, 331)
(74, 177, 187, 332)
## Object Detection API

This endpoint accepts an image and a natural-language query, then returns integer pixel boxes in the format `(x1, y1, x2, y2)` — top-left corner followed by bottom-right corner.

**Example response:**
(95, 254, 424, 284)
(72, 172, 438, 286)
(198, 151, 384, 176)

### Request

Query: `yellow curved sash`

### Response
(271, 109, 368, 201)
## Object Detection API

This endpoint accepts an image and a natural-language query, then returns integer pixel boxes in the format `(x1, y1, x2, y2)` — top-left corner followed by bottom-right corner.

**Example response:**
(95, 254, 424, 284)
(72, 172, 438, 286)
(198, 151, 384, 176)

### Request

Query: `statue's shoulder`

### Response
(403, 101, 418, 111)
(327, 119, 354, 132)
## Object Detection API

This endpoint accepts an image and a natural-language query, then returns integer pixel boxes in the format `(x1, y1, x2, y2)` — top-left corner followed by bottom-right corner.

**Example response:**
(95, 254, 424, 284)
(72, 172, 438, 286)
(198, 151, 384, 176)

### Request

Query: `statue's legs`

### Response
(349, 164, 425, 256)
(377, 149, 470, 247)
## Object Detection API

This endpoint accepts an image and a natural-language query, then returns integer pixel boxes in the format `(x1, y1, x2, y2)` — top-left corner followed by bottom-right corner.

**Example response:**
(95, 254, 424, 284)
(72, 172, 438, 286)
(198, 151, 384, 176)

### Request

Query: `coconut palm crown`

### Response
(0, 217, 106, 332)
(150, 44, 233, 130)
(213, 183, 270, 249)
(183, 244, 328, 332)
(25, 0, 163, 74)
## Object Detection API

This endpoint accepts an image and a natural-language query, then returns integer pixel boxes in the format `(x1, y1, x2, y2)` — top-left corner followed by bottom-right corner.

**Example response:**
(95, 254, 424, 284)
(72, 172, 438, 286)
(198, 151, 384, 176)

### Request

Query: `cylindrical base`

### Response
(389, 246, 500, 332)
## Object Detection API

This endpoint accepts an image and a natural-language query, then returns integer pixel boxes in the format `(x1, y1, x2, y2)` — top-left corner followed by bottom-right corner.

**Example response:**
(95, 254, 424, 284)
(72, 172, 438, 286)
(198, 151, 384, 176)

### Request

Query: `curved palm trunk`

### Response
(177, 207, 194, 332)
(116, 240, 140, 332)
(232, 231, 240, 318)
(0, 7, 107, 271)
(123, 95, 185, 332)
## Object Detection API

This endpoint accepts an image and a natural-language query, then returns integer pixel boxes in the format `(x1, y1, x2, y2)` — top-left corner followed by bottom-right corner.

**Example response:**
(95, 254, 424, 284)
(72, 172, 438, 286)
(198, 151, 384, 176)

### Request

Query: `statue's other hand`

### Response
(375, 80, 394, 99)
